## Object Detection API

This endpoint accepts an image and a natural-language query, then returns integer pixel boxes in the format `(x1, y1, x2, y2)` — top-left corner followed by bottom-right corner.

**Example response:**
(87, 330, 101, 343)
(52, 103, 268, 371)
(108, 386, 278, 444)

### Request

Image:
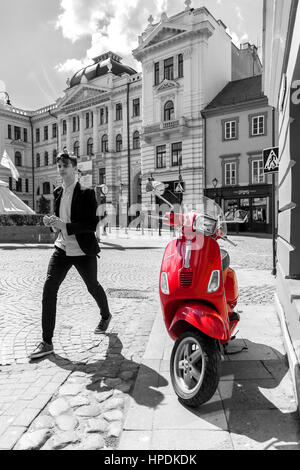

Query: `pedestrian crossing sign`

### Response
(175, 182, 185, 193)
(263, 147, 279, 174)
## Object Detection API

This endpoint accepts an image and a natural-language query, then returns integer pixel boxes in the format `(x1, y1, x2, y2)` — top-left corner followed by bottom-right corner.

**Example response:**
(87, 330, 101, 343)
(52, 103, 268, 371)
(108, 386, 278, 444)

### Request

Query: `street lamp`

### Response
(212, 178, 218, 201)
(0, 91, 12, 106)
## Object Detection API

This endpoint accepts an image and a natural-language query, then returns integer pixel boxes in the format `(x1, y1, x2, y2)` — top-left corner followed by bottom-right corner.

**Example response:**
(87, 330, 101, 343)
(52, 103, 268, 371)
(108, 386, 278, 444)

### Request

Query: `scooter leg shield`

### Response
(169, 305, 228, 342)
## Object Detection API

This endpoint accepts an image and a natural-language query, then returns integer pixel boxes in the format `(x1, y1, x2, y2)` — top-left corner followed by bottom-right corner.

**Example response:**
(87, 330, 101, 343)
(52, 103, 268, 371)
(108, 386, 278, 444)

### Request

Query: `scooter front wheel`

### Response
(170, 330, 221, 408)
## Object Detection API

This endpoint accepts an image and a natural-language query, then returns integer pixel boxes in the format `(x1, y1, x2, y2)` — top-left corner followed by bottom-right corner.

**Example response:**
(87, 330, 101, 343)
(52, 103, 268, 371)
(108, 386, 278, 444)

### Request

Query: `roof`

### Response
(69, 51, 137, 88)
(204, 75, 267, 111)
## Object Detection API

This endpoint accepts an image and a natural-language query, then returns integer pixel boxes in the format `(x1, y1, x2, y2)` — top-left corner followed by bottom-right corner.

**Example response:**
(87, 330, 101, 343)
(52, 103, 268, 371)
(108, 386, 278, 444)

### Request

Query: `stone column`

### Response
(79, 112, 85, 158)
(66, 116, 72, 154)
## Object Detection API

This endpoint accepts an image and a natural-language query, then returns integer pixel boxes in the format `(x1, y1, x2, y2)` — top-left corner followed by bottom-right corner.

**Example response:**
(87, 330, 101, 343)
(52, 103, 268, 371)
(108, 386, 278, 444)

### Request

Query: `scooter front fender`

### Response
(169, 303, 229, 342)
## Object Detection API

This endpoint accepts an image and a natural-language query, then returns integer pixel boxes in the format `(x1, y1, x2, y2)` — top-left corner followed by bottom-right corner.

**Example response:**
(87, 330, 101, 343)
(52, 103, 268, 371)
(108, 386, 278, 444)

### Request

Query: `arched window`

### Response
(43, 182, 50, 195)
(116, 134, 122, 153)
(74, 141, 80, 157)
(133, 131, 140, 150)
(36, 153, 40, 168)
(87, 138, 93, 156)
(44, 151, 49, 166)
(116, 103, 122, 121)
(101, 134, 108, 153)
(15, 151, 22, 167)
(52, 149, 57, 165)
(164, 101, 174, 121)
(37, 187, 40, 195)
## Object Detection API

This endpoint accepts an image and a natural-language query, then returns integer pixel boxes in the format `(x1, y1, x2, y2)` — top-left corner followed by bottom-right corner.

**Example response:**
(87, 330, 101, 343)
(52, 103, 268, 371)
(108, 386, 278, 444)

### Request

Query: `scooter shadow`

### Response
(184, 339, 300, 449)
(33, 333, 168, 410)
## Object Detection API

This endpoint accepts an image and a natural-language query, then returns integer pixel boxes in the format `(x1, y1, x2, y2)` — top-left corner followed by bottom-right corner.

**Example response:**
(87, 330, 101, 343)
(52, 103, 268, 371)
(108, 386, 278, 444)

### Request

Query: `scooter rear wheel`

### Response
(170, 330, 221, 408)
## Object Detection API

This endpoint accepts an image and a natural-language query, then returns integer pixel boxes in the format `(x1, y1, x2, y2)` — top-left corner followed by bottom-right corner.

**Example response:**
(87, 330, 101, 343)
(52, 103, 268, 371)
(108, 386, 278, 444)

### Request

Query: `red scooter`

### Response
(146, 181, 241, 407)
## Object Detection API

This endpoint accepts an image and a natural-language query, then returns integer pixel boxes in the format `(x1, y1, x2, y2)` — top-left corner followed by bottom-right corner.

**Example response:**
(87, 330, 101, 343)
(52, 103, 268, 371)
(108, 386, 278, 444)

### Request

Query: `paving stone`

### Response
(55, 414, 79, 432)
(15, 429, 51, 450)
(0, 426, 27, 450)
(58, 384, 84, 397)
(32, 415, 55, 431)
(102, 409, 124, 422)
(94, 390, 114, 403)
(74, 404, 102, 418)
(81, 434, 105, 450)
(86, 418, 108, 433)
(101, 397, 124, 412)
(43, 431, 80, 450)
(108, 421, 123, 438)
(48, 398, 70, 417)
(104, 378, 122, 388)
(69, 395, 90, 408)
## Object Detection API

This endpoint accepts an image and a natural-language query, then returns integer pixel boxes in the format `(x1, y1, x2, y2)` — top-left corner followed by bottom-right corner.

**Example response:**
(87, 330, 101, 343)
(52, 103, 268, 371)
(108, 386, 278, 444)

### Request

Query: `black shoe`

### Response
(94, 313, 112, 334)
(28, 341, 54, 360)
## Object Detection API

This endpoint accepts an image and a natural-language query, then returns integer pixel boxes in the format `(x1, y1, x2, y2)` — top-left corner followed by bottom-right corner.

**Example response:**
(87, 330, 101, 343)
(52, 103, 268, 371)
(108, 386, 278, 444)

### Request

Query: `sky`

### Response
(0, 0, 263, 110)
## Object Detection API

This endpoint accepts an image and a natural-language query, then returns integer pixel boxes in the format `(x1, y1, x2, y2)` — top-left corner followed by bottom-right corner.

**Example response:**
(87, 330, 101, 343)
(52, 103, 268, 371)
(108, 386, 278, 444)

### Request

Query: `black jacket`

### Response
(54, 182, 100, 256)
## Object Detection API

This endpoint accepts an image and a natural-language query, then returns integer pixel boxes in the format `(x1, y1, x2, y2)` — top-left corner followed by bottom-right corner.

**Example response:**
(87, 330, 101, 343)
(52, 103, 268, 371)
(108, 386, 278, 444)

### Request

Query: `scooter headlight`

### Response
(193, 214, 217, 236)
(207, 270, 220, 293)
(160, 272, 170, 295)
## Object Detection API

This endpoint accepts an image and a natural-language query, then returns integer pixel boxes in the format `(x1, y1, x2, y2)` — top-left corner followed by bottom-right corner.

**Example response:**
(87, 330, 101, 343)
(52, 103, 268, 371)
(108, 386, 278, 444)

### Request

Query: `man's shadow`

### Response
(34, 333, 168, 409)
(184, 339, 300, 450)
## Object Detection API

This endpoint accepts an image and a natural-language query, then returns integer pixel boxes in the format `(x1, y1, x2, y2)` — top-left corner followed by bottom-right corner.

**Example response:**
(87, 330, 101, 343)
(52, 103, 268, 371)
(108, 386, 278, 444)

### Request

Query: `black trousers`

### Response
(42, 247, 110, 344)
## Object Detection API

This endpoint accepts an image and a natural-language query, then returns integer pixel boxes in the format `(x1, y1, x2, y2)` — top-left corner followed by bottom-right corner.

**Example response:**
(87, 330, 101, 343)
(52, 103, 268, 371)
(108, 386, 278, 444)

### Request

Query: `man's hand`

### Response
(43, 215, 52, 227)
(47, 216, 66, 231)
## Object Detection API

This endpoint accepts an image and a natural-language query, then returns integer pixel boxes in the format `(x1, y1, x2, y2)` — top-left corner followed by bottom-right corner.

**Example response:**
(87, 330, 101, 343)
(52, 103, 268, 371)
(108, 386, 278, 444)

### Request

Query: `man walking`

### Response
(29, 152, 111, 360)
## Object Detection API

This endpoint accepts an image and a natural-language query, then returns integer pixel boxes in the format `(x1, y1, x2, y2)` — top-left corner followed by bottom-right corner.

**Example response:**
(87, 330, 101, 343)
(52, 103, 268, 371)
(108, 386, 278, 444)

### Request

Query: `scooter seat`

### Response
(220, 249, 230, 271)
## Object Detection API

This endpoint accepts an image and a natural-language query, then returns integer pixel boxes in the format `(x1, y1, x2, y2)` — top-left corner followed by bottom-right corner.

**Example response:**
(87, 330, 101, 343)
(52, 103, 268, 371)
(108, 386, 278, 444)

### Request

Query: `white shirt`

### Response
(55, 181, 85, 257)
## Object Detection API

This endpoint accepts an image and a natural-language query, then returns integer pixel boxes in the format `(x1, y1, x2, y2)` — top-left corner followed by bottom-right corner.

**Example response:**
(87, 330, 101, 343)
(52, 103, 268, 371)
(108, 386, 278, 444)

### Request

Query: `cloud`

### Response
(55, 0, 173, 74)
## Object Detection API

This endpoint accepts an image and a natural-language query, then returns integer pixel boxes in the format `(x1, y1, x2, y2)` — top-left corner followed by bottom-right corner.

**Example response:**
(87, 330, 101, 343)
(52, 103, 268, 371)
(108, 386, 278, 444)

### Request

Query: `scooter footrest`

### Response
(229, 312, 240, 322)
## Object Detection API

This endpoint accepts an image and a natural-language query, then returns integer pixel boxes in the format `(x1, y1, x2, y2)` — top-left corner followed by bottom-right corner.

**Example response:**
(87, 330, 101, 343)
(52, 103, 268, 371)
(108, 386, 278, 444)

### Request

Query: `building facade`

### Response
(1, 3, 262, 224)
(263, 0, 300, 409)
(203, 75, 277, 234)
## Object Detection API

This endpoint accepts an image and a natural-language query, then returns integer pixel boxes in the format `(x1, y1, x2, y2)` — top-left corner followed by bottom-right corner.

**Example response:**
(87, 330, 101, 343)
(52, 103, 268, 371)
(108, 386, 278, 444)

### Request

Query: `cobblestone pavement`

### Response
(0, 235, 277, 450)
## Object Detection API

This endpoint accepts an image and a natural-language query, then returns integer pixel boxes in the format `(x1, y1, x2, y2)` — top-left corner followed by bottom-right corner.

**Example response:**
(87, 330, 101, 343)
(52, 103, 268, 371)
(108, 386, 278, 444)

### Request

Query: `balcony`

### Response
(142, 117, 188, 143)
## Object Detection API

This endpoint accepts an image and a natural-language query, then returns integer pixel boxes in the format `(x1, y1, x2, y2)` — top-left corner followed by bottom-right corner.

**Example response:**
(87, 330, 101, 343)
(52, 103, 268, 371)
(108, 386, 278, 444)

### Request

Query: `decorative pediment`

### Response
(156, 79, 180, 93)
(146, 26, 186, 47)
(60, 86, 108, 109)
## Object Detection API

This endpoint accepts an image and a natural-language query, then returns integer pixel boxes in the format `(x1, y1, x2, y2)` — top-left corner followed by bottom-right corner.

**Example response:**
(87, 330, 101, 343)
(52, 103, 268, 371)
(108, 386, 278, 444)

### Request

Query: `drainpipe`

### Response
(127, 82, 131, 224)
(201, 111, 207, 193)
(29, 116, 35, 211)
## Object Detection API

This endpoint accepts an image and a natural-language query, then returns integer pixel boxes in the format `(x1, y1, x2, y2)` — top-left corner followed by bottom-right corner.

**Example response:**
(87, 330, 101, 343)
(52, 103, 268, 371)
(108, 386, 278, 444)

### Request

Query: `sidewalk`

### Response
(119, 267, 300, 451)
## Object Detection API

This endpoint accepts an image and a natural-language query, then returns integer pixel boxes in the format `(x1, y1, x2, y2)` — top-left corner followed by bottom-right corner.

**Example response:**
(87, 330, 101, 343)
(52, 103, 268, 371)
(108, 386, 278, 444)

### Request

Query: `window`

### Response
(62, 120, 67, 135)
(36, 128, 40, 143)
(25, 179, 29, 193)
(164, 101, 174, 121)
(87, 138, 94, 156)
(102, 134, 108, 153)
(43, 182, 51, 195)
(86, 113, 90, 129)
(171, 142, 182, 167)
(16, 178, 22, 192)
(9, 177, 12, 190)
(52, 149, 57, 164)
(133, 131, 140, 150)
(44, 151, 49, 166)
(36, 153, 40, 168)
(251, 115, 265, 136)
(133, 99, 140, 117)
(164, 57, 174, 80)
(44, 126, 48, 141)
(225, 121, 237, 140)
(252, 160, 264, 184)
(73, 141, 80, 157)
(15, 151, 22, 167)
(178, 54, 183, 78)
(116, 134, 122, 152)
(99, 168, 106, 185)
(8, 125, 12, 139)
(225, 162, 237, 186)
(156, 145, 166, 169)
(73, 117, 77, 132)
(154, 62, 160, 86)
(52, 123, 57, 139)
(116, 103, 122, 121)
(23, 129, 28, 143)
(14, 126, 21, 140)
(100, 108, 105, 125)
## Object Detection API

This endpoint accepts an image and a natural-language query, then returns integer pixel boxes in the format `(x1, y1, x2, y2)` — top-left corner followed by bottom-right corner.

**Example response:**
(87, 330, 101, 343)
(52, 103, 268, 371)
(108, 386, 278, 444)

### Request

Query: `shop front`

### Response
(205, 184, 273, 234)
